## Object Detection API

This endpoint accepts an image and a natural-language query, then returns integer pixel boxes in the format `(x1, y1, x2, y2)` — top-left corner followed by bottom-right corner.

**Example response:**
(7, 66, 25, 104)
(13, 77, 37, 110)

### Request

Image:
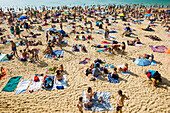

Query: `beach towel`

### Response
(79, 58, 90, 64)
(94, 31, 104, 34)
(29, 76, 43, 92)
(15, 79, 31, 94)
(104, 64, 115, 69)
(109, 31, 117, 33)
(108, 74, 119, 83)
(53, 75, 67, 89)
(0, 54, 9, 62)
(117, 65, 130, 75)
(44, 50, 64, 58)
(0, 68, 7, 80)
(82, 91, 114, 112)
(2, 76, 22, 92)
(149, 46, 168, 53)
(102, 36, 115, 40)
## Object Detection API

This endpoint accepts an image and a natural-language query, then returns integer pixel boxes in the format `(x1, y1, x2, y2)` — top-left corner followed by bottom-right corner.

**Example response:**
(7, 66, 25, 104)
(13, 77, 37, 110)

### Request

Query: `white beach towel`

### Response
(53, 75, 67, 89)
(28, 76, 43, 92)
(15, 79, 31, 94)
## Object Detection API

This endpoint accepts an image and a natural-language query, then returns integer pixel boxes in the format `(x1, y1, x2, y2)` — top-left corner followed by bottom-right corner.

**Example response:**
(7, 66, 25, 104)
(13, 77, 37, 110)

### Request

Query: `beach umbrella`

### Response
(18, 16, 27, 20)
(165, 49, 170, 54)
(48, 28, 57, 32)
(145, 14, 152, 17)
(55, 13, 61, 17)
(118, 14, 124, 16)
(134, 57, 151, 66)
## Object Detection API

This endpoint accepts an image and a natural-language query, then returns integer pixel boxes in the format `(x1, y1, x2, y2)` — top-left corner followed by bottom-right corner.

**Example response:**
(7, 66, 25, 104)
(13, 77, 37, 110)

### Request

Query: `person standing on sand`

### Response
(60, 21, 63, 30)
(116, 90, 129, 113)
(105, 26, 109, 39)
(58, 33, 63, 49)
(10, 41, 19, 57)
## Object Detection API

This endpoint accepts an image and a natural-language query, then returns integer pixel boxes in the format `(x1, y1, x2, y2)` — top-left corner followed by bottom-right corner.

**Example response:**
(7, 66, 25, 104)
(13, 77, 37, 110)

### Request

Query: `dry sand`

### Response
(0, 12, 170, 113)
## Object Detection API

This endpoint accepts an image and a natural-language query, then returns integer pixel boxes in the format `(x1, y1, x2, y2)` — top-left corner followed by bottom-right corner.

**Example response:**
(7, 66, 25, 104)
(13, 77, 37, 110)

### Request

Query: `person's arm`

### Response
(124, 95, 129, 100)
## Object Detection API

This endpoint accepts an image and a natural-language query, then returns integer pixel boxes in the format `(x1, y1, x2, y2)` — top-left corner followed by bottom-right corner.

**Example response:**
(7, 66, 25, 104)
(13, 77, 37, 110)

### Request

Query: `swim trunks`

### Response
(12, 47, 16, 51)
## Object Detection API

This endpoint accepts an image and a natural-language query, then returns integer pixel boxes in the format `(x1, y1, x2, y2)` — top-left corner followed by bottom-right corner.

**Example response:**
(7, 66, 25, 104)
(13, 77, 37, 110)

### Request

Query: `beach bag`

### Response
(34, 76, 40, 82)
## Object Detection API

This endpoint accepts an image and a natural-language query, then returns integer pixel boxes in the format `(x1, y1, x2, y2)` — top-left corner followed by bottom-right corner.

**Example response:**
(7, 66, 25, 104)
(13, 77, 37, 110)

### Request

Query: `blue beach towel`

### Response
(44, 50, 64, 58)
(108, 74, 119, 83)
(82, 91, 114, 112)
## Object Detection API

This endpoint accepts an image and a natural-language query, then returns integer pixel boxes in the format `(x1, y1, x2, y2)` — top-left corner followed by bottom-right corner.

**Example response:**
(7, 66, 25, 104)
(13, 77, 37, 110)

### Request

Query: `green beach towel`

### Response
(2, 76, 22, 92)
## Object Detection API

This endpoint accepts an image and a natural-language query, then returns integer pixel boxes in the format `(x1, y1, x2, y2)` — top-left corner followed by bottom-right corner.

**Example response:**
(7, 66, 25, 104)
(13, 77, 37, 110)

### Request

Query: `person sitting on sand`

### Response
(7, 52, 15, 60)
(0, 37, 7, 44)
(134, 37, 141, 44)
(149, 71, 162, 87)
(118, 63, 128, 73)
(43, 43, 53, 55)
(116, 90, 129, 113)
(91, 64, 102, 78)
(81, 46, 87, 52)
(55, 70, 63, 81)
(77, 97, 83, 113)
(75, 35, 79, 40)
(165, 26, 170, 32)
(111, 44, 120, 54)
(111, 68, 119, 79)
(0, 67, 5, 79)
(86, 87, 97, 102)
(21, 49, 29, 61)
(82, 35, 86, 41)
(28, 48, 39, 61)
(59, 64, 64, 73)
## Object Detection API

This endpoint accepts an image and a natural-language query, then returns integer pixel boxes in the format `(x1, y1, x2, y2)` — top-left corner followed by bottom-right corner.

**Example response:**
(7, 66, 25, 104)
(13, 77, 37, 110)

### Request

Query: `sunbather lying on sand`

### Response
(138, 53, 154, 62)
(91, 44, 109, 48)
(23, 32, 40, 38)
(145, 35, 161, 41)
(118, 63, 128, 73)
(127, 37, 142, 45)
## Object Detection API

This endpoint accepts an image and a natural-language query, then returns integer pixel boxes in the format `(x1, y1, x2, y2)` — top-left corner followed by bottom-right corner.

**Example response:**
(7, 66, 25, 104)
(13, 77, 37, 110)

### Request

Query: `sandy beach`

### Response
(0, 6, 170, 113)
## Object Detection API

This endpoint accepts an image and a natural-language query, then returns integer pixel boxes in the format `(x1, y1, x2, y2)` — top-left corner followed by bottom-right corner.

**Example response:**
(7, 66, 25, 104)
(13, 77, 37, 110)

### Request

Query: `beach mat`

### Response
(2, 76, 22, 92)
(44, 50, 64, 58)
(53, 75, 67, 89)
(149, 46, 168, 53)
(15, 79, 31, 94)
(29, 76, 43, 92)
(82, 91, 114, 111)
(117, 65, 130, 75)
(0, 54, 9, 63)
(108, 74, 119, 83)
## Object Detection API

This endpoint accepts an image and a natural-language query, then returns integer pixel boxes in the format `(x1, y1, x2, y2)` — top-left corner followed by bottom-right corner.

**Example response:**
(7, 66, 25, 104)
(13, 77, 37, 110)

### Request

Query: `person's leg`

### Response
(120, 108, 122, 113)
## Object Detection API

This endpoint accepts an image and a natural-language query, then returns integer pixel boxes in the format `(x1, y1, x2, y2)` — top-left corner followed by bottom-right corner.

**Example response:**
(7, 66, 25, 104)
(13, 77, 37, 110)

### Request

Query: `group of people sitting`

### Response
(74, 35, 92, 41)
(82, 59, 129, 81)
(42, 64, 64, 89)
(20, 48, 39, 61)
